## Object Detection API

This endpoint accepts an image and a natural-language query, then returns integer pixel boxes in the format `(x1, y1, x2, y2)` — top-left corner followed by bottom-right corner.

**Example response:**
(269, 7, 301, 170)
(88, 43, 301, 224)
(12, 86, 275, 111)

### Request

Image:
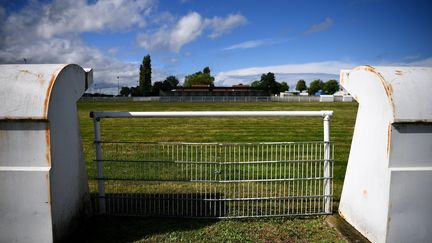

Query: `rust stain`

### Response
(354, 65, 376, 73)
(45, 123, 51, 166)
(340, 72, 346, 86)
(395, 70, 403, 76)
(19, 69, 45, 85)
(19, 69, 46, 85)
(362, 190, 368, 199)
(19, 69, 31, 74)
(43, 67, 64, 118)
(355, 65, 396, 115)
(381, 80, 394, 101)
(43, 73, 56, 117)
(37, 73, 45, 85)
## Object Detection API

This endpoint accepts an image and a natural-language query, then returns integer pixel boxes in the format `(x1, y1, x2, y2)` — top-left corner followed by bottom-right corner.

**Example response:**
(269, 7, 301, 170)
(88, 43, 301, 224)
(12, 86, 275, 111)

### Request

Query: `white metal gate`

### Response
(90, 111, 334, 218)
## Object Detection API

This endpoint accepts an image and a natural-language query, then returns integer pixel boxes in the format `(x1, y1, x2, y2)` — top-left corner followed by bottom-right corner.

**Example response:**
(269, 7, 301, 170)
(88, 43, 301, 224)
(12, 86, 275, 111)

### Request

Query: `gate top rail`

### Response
(90, 110, 333, 119)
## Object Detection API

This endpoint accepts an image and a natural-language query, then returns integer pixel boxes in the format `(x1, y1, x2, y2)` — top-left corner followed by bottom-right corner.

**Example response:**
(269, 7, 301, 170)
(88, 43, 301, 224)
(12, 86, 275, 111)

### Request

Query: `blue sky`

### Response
(1, 0, 431, 93)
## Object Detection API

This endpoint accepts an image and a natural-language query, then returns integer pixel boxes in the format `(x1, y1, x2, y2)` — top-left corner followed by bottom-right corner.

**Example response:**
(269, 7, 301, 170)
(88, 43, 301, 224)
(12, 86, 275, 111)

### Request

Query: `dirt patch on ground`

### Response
(325, 215, 370, 243)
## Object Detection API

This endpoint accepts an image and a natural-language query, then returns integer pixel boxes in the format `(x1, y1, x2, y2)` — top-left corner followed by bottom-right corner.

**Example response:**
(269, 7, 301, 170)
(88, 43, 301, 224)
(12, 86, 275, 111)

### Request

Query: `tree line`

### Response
(251, 72, 289, 94)
(295, 79, 339, 95)
(120, 55, 216, 97)
(119, 55, 339, 96)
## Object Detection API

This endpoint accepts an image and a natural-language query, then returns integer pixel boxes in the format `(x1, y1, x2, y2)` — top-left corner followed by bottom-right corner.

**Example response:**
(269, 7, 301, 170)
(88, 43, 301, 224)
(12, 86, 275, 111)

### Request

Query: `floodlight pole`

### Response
(117, 76, 120, 96)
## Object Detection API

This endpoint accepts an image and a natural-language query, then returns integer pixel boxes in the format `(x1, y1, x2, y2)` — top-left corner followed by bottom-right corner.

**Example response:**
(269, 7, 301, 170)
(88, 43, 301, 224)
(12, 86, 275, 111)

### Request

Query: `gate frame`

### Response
(90, 111, 333, 215)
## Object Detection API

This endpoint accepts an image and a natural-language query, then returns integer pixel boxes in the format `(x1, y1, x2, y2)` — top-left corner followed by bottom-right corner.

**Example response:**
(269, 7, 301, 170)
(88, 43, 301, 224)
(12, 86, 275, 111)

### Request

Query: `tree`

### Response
(162, 76, 179, 91)
(280, 82, 289, 92)
(139, 55, 152, 96)
(130, 86, 142, 96)
(149, 76, 180, 96)
(203, 66, 210, 75)
(260, 72, 280, 94)
(151, 81, 163, 96)
(308, 79, 324, 95)
(119, 86, 131, 97)
(250, 80, 261, 88)
(250, 73, 284, 94)
(184, 67, 215, 87)
(322, 79, 339, 94)
(296, 80, 307, 92)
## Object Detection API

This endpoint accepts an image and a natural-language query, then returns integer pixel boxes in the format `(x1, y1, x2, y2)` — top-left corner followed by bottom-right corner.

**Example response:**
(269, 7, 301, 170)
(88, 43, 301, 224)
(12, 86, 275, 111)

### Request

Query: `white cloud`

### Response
(0, 1, 245, 93)
(214, 61, 354, 87)
(0, 0, 155, 64)
(216, 61, 354, 79)
(152, 11, 176, 25)
(0, 0, 164, 94)
(384, 57, 432, 68)
(214, 58, 432, 88)
(107, 48, 118, 55)
(222, 39, 283, 51)
(138, 12, 204, 51)
(3, 0, 152, 40)
(137, 12, 247, 51)
(305, 17, 333, 34)
(409, 57, 432, 66)
(0, 35, 143, 93)
(402, 54, 420, 60)
(205, 13, 247, 39)
(170, 12, 204, 51)
(0, 6, 5, 20)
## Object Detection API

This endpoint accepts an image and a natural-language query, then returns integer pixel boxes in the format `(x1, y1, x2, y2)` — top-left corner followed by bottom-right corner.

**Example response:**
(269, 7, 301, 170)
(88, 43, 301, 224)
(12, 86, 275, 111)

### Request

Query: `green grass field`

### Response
(73, 100, 358, 242)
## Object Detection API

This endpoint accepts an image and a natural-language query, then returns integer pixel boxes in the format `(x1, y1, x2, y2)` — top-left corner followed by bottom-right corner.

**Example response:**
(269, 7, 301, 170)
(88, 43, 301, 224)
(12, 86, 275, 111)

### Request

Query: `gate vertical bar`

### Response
(323, 114, 331, 213)
(93, 116, 106, 214)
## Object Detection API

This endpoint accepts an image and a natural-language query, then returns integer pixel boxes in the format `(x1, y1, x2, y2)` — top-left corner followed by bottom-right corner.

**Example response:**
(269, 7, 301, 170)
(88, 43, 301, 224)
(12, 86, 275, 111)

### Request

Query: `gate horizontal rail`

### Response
(90, 111, 333, 218)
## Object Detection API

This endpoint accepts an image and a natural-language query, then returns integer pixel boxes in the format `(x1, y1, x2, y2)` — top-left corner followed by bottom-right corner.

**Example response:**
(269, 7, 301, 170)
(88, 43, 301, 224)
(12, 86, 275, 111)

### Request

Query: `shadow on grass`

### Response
(64, 191, 335, 242)
(64, 216, 217, 243)
(63, 193, 222, 243)
(90, 192, 227, 217)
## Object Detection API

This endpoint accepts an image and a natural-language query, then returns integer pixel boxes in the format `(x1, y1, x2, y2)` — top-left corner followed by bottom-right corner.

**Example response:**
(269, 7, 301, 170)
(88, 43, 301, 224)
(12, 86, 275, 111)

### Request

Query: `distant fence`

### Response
(272, 96, 320, 102)
(80, 96, 160, 102)
(79, 96, 353, 102)
(160, 96, 272, 102)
